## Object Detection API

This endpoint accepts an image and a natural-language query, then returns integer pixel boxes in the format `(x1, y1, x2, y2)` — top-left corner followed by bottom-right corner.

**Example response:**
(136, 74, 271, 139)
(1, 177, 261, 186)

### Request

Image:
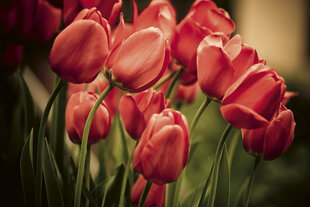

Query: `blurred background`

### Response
(1, 0, 310, 206)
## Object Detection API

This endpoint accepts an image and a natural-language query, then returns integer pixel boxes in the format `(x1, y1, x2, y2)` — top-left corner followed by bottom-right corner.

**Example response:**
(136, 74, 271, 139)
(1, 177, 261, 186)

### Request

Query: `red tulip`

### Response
(63, 0, 122, 27)
(50, 10, 110, 83)
(197, 33, 264, 99)
(132, 109, 190, 184)
(105, 27, 170, 92)
(131, 175, 166, 207)
(171, 0, 235, 82)
(0, 41, 23, 74)
(67, 77, 120, 116)
(0, 0, 61, 43)
(119, 88, 169, 139)
(242, 106, 295, 160)
(65, 91, 111, 144)
(221, 63, 286, 129)
(133, 0, 176, 43)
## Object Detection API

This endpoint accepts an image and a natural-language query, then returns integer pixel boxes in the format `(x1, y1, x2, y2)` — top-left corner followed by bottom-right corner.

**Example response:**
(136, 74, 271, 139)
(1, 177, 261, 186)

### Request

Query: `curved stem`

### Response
(35, 78, 64, 207)
(165, 68, 184, 99)
(74, 84, 114, 207)
(207, 123, 232, 207)
(244, 157, 260, 207)
(190, 97, 212, 134)
(138, 180, 152, 207)
(85, 145, 91, 207)
(153, 72, 175, 89)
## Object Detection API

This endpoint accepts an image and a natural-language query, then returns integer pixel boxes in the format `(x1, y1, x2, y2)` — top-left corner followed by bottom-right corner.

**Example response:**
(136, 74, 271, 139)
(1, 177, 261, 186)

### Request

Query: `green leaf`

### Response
(42, 138, 65, 207)
(18, 70, 35, 141)
(102, 164, 129, 207)
(20, 129, 35, 207)
(214, 144, 230, 207)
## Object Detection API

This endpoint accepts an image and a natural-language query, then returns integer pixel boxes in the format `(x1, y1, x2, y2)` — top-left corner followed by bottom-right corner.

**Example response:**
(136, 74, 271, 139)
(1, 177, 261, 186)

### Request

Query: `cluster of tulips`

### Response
(1, 0, 296, 207)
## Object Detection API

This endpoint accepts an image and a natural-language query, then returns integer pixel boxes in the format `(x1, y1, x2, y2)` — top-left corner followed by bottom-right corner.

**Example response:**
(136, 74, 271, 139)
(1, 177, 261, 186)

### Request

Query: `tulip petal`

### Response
(119, 95, 146, 139)
(197, 45, 235, 99)
(223, 34, 242, 60)
(221, 103, 269, 129)
(263, 110, 295, 160)
(108, 27, 169, 92)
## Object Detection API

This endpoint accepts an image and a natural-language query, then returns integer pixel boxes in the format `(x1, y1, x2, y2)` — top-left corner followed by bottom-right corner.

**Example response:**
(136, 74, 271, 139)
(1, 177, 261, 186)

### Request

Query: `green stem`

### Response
(190, 97, 212, 134)
(35, 78, 64, 207)
(207, 123, 232, 207)
(198, 164, 214, 207)
(74, 83, 114, 207)
(244, 157, 260, 207)
(153, 72, 174, 89)
(118, 114, 129, 163)
(138, 180, 152, 207)
(85, 145, 91, 207)
(228, 129, 240, 169)
(118, 144, 136, 207)
(165, 68, 184, 99)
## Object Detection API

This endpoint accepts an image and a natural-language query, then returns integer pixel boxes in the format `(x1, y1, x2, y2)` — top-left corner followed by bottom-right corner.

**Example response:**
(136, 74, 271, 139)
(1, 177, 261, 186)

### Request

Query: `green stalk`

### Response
(118, 115, 129, 163)
(207, 123, 232, 207)
(189, 97, 212, 135)
(153, 72, 174, 89)
(244, 157, 260, 207)
(85, 145, 91, 207)
(74, 84, 114, 207)
(165, 68, 184, 99)
(138, 180, 152, 207)
(35, 78, 65, 207)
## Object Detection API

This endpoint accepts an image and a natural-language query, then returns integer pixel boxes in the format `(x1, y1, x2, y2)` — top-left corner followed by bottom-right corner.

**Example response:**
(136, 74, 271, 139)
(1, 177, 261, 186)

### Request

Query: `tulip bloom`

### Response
(221, 63, 286, 129)
(242, 106, 295, 160)
(119, 88, 169, 139)
(63, 0, 122, 27)
(197, 33, 264, 99)
(171, 0, 235, 81)
(65, 91, 111, 144)
(105, 27, 170, 92)
(67, 77, 120, 116)
(133, 109, 190, 184)
(282, 91, 298, 105)
(50, 9, 110, 83)
(133, 0, 176, 43)
(131, 176, 166, 207)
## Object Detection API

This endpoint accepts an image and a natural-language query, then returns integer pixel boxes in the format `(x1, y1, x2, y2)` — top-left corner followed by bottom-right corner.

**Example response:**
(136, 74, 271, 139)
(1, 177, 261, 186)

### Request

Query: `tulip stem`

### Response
(118, 143, 136, 207)
(74, 83, 114, 207)
(244, 157, 260, 207)
(85, 145, 91, 207)
(153, 72, 174, 89)
(165, 68, 184, 99)
(190, 96, 213, 134)
(138, 180, 152, 207)
(207, 123, 232, 207)
(35, 78, 65, 207)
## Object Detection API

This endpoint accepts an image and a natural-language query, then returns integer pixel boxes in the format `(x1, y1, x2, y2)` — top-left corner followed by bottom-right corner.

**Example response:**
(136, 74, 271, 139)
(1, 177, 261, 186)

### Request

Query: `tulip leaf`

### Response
(214, 143, 230, 207)
(42, 138, 65, 207)
(18, 69, 35, 141)
(20, 129, 35, 207)
(102, 164, 131, 207)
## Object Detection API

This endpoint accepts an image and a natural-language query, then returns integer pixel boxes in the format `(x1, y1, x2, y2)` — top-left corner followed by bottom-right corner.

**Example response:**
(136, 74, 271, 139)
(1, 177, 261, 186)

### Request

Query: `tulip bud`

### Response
(63, 0, 122, 27)
(65, 91, 111, 144)
(50, 12, 110, 83)
(242, 106, 295, 160)
(67, 77, 120, 116)
(133, 109, 190, 184)
(197, 33, 264, 99)
(105, 27, 170, 92)
(133, 0, 176, 43)
(119, 88, 169, 139)
(221, 63, 286, 129)
(171, 0, 235, 83)
(131, 175, 166, 207)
